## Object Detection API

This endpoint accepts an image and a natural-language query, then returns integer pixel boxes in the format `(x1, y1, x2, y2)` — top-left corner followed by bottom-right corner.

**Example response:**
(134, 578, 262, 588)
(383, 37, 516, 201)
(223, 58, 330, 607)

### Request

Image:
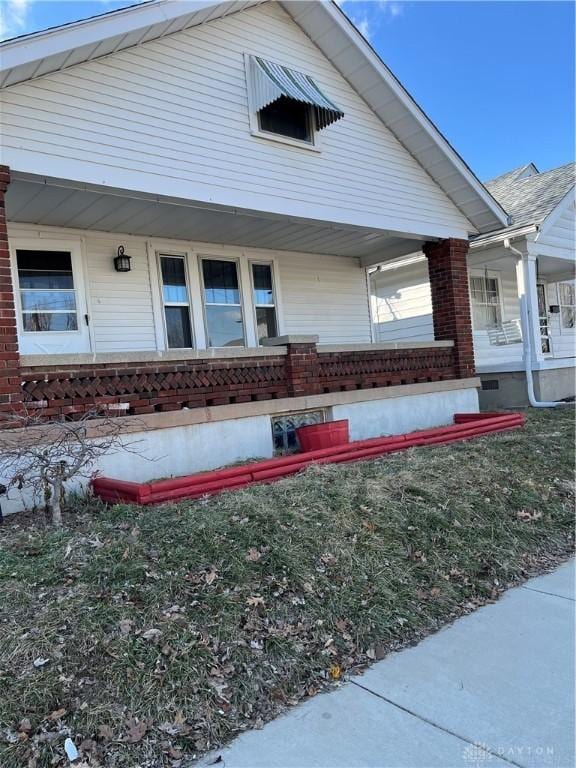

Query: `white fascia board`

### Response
(0, 0, 253, 73)
(284, 0, 509, 234)
(470, 225, 538, 250)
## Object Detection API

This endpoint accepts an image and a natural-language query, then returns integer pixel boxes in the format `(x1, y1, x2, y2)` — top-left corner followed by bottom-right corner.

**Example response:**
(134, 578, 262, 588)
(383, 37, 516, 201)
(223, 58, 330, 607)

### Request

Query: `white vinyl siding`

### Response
(470, 269, 523, 366)
(9, 224, 372, 352)
(84, 234, 157, 352)
(371, 258, 434, 343)
(0, 4, 471, 237)
(547, 281, 576, 359)
(277, 252, 371, 344)
(370, 258, 524, 366)
(538, 205, 576, 253)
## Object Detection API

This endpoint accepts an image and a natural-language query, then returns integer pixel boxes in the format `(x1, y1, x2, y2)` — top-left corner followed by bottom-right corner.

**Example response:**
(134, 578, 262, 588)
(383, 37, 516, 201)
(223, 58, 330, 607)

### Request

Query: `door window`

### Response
(17, 250, 78, 332)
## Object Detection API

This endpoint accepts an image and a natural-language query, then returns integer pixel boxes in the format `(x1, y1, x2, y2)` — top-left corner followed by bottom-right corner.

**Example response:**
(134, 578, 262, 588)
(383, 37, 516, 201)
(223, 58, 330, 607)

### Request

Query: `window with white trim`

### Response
(469, 275, 502, 330)
(201, 259, 245, 347)
(251, 262, 278, 344)
(159, 254, 193, 349)
(559, 281, 575, 330)
(245, 55, 344, 149)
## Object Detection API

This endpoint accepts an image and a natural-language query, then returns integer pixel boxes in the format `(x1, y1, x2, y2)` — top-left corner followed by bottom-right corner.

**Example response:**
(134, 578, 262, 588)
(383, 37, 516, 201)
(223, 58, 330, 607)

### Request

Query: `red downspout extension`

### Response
(92, 412, 525, 506)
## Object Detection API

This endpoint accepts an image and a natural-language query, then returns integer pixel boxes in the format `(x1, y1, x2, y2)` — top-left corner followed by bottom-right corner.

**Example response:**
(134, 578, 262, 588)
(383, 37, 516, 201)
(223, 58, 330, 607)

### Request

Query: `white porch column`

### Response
(516, 253, 543, 365)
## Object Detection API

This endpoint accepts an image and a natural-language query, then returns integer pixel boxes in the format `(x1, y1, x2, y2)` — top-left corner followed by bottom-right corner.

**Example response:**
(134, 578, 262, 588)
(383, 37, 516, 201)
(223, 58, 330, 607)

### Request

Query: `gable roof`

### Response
(486, 162, 575, 227)
(0, 0, 509, 235)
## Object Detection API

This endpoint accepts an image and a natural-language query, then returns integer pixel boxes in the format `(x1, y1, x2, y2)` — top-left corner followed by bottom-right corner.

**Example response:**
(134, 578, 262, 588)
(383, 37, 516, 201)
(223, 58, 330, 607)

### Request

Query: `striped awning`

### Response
(249, 55, 344, 130)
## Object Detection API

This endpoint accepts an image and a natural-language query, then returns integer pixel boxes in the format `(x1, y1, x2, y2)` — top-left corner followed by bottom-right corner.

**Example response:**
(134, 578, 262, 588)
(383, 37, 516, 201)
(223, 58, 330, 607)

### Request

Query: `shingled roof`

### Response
(484, 161, 575, 229)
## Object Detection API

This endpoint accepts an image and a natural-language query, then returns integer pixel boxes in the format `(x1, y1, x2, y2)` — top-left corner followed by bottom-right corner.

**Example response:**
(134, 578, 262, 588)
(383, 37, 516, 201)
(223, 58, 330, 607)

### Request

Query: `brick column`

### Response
(263, 335, 321, 397)
(423, 238, 475, 379)
(0, 165, 21, 413)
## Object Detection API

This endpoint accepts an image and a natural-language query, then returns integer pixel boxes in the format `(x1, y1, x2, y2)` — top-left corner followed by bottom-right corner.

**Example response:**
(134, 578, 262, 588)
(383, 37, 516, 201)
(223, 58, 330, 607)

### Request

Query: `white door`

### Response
(12, 240, 92, 354)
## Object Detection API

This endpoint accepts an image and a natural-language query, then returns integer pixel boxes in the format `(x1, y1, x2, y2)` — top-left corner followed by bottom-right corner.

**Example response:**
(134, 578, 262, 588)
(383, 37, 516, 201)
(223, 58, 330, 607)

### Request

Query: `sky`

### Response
(0, 0, 574, 182)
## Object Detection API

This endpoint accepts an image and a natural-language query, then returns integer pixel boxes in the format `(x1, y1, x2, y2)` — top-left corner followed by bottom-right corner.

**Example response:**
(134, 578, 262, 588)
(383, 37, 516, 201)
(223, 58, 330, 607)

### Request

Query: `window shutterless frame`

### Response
(468, 269, 505, 332)
(157, 252, 194, 349)
(199, 256, 247, 347)
(557, 280, 576, 333)
(249, 260, 278, 345)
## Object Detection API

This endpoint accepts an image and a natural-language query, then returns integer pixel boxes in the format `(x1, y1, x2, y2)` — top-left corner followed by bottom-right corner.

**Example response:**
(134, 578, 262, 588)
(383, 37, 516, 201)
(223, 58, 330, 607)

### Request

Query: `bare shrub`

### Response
(0, 409, 140, 526)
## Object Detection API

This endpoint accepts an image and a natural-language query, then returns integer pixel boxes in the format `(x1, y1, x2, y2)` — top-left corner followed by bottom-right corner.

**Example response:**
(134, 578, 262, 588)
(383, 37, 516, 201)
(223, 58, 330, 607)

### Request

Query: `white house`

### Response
(371, 162, 576, 407)
(0, 0, 509, 511)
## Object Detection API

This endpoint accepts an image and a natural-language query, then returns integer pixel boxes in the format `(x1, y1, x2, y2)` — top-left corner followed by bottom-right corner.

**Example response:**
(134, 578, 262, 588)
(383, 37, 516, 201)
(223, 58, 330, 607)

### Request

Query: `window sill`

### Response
(250, 129, 321, 153)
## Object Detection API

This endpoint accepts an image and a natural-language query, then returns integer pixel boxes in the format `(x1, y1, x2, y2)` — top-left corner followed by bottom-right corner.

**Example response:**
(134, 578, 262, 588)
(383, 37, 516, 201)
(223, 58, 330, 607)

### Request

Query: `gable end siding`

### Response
(0, 4, 472, 237)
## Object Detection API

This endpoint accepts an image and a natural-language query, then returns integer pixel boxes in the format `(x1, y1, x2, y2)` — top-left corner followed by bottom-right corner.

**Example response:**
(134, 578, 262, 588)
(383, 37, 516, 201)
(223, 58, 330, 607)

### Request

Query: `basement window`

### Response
(272, 409, 327, 455)
(246, 55, 344, 148)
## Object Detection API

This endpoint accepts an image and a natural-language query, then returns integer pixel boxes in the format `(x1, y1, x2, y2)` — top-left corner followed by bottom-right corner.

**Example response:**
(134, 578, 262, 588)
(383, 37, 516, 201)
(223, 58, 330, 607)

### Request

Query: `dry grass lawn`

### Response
(0, 407, 574, 767)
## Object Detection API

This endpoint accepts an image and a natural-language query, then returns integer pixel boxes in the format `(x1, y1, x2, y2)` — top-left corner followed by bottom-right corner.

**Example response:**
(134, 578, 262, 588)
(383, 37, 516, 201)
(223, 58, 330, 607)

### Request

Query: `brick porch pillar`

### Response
(423, 238, 475, 379)
(263, 335, 321, 397)
(0, 165, 22, 413)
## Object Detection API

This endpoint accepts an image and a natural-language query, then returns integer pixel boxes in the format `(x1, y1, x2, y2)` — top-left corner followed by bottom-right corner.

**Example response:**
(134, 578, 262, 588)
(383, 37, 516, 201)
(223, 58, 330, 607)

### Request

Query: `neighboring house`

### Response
(371, 162, 576, 407)
(0, 0, 509, 512)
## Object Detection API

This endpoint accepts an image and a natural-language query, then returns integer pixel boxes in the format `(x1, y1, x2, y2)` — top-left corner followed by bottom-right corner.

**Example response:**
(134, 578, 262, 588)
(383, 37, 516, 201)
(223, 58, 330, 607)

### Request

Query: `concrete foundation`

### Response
(478, 365, 575, 409)
(2, 381, 479, 515)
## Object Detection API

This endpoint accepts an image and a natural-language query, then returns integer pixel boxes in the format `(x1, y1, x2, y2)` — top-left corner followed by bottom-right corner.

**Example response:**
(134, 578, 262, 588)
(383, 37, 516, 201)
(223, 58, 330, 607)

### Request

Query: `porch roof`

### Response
(6, 173, 428, 263)
(0, 0, 508, 236)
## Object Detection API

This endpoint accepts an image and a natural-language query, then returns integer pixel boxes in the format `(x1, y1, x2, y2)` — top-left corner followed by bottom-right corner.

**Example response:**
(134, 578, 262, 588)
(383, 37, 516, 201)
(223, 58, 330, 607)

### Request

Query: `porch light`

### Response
(114, 246, 132, 273)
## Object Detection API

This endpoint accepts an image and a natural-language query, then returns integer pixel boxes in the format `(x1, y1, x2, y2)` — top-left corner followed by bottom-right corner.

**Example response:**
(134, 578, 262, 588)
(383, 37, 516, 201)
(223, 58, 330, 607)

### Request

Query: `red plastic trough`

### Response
(92, 412, 525, 505)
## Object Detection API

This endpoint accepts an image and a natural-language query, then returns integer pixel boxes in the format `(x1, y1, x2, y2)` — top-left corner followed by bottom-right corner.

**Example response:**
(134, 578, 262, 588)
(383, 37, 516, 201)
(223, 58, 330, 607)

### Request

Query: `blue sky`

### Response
(0, 0, 573, 182)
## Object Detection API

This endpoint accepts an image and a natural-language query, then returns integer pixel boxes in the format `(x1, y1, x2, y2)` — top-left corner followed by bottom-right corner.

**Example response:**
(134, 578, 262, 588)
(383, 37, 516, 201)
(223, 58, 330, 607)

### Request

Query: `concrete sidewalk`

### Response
(198, 560, 575, 768)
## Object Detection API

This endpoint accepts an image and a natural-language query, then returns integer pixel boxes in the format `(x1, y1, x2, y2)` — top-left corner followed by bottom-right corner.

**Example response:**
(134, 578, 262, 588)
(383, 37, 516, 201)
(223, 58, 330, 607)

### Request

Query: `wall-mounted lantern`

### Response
(114, 246, 132, 273)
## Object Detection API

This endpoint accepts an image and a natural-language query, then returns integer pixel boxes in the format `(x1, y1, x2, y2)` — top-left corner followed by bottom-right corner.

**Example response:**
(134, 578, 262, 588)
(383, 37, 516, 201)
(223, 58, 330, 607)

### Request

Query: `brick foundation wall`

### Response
(0, 165, 21, 414)
(424, 238, 475, 379)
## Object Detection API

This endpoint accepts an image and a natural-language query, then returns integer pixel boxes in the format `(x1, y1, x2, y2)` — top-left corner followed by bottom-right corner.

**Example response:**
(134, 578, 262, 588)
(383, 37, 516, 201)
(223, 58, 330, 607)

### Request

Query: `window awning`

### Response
(249, 55, 344, 130)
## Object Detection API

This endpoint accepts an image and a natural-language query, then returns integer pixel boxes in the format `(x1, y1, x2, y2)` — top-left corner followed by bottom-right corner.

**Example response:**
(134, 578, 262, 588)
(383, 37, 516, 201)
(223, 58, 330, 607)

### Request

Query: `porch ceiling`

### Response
(6, 175, 427, 262)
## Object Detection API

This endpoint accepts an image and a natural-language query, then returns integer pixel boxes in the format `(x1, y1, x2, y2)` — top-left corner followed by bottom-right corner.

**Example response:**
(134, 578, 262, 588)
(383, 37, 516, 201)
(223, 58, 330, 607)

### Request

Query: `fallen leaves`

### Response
(328, 664, 342, 680)
(246, 547, 263, 562)
(123, 717, 150, 744)
(246, 596, 265, 607)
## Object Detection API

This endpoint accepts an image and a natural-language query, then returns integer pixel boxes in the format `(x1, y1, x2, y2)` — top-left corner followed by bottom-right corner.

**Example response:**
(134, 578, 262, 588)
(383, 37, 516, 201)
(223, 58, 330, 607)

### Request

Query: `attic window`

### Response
(247, 55, 344, 147)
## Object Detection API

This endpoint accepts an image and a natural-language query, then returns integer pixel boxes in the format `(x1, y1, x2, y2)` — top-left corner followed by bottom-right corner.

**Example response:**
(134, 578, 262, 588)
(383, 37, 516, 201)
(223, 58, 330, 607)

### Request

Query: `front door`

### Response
(536, 283, 550, 354)
(12, 241, 92, 355)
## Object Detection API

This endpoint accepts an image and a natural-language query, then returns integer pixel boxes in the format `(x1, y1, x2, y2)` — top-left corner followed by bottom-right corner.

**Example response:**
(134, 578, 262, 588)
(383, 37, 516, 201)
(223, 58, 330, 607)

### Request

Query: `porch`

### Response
(0, 165, 478, 427)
